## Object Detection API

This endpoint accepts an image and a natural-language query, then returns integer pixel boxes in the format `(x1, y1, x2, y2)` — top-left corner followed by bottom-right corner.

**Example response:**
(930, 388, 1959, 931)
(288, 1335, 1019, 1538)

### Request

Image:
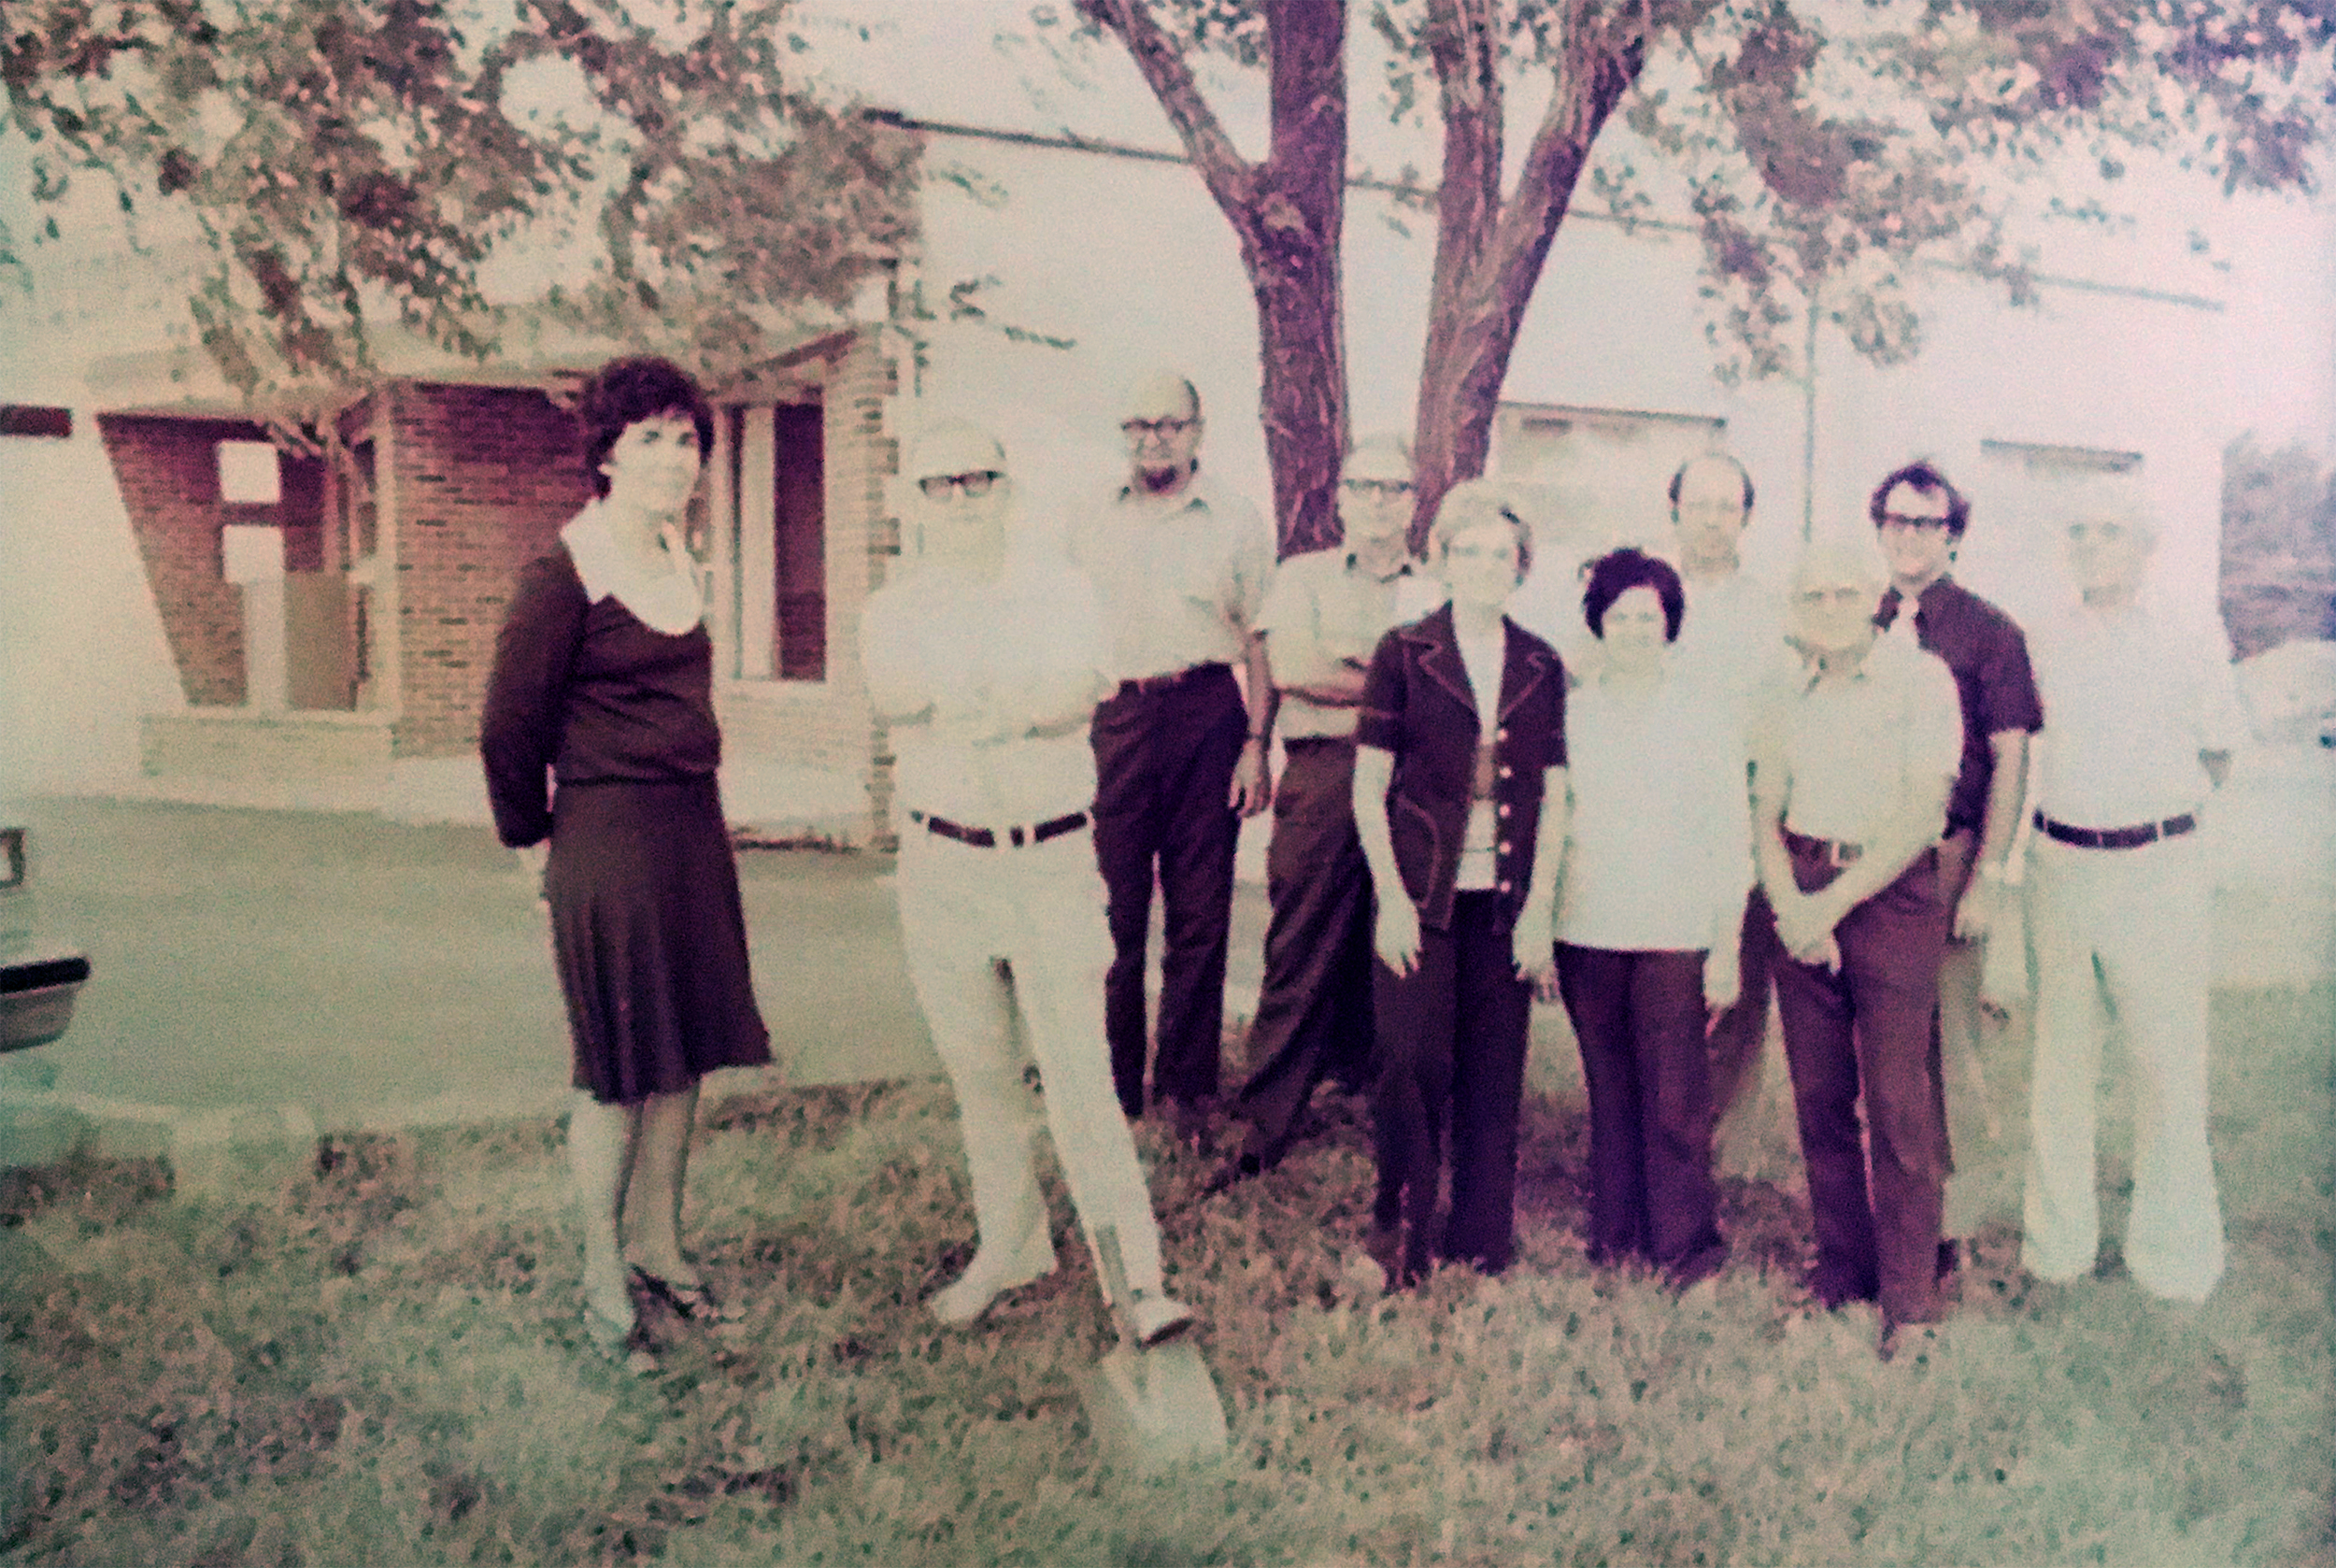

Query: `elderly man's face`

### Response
(911, 427, 1013, 563)
(1340, 446, 1415, 553)
(2064, 512, 2153, 598)
(1120, 376, 1203, 484)
(1789, 566, 1882, 657)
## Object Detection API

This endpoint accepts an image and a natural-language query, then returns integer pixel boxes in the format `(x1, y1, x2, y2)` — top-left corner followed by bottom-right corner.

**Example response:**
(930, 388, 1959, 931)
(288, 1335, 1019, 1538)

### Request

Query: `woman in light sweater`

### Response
(1550, 548, 1749, 1290)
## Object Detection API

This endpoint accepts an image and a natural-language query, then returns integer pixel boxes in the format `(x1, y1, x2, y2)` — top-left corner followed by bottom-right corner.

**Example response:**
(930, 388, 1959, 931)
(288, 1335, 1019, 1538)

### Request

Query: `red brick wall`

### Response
(97, 414, 261, 706)
(389, 382, 591, 759)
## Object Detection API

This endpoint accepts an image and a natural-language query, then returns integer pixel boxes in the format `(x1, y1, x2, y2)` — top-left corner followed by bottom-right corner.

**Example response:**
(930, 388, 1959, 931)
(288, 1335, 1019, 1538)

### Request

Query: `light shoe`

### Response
(932, 1221, 1058, 1326)
(1125, 1288, 1198, 1348)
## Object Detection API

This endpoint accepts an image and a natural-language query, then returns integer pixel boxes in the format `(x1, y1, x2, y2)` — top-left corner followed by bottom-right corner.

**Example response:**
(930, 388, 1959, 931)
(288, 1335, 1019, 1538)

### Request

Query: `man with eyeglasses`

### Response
(1752, 543, 1962, 1361)
(861, 417, 1196, 1345)
(2019, 489, 2242, 1303)
(1068, 370, 1275, 1137)
(1868, 461, 2043, 1266)
(1211, 435, 1445, 1189)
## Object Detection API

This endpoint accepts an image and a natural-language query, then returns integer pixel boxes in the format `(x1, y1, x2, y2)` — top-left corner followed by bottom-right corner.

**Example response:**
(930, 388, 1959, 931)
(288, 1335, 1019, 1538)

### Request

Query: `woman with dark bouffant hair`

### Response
(481, 356, 771, 1367)
(1548, 547, 1748, 1291)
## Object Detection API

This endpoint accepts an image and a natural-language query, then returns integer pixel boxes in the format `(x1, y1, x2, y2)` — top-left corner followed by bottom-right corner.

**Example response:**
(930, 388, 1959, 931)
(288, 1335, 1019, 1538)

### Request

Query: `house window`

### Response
(730, 400, 827, 681)
(1494, 402, 1728, 552)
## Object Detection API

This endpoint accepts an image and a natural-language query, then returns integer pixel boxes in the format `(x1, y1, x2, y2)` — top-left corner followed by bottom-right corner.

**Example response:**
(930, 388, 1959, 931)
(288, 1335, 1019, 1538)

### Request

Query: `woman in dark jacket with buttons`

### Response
(481, 357, 772, 1365)
(1351, 480, 1568, 1288)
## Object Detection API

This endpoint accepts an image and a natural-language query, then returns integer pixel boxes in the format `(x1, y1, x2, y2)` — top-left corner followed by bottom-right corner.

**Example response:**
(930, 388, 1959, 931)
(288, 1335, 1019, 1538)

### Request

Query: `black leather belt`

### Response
(908, 809, 1089, 849)
(2035, 810, 2196, 850)
(1116, 662, 1226, 697)
(1783, 828, 1863, 867)
(1281, 734, 1355, 752)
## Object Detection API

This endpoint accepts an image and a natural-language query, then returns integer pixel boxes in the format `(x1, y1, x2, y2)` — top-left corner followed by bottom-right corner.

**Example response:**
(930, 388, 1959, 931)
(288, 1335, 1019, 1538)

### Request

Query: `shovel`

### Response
(1078, 1224, 1228, 1474)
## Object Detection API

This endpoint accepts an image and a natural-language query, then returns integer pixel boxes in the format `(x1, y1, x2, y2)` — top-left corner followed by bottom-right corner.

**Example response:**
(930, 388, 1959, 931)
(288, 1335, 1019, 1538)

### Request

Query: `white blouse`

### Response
(562, 504, 704, 634)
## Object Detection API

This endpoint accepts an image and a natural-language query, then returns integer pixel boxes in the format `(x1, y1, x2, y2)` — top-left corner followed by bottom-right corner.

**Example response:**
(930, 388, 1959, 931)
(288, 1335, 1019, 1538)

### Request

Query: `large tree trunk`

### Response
(1409, 4, 1646, 549)
(1247, 0, 1349, 557)
(1086, 0, 1348, 558)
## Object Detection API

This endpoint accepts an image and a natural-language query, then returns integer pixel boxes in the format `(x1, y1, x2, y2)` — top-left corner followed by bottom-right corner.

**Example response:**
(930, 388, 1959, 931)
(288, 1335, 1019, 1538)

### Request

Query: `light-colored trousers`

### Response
(895, 826, 1167, 1295)
(2022, 832, 2225, 1301)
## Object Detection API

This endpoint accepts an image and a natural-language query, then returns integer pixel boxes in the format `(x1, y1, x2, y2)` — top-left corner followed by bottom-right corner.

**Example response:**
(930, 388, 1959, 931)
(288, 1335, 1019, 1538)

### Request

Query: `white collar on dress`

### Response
(562, 503, 704, 635)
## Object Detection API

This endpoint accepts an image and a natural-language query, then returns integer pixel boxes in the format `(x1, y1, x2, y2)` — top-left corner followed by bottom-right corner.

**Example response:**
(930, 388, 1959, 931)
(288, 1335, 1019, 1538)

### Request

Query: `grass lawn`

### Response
(3, 987, 2330, 1567)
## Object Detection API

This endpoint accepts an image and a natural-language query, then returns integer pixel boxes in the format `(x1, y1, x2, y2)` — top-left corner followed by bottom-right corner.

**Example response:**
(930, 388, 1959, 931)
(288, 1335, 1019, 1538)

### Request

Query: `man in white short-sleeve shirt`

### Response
(1067, 372, 1275, 1134)
(1752, 542, 1962, 1360)
(862, 418, 1194, 1347)
(2019, 494, 2244, 1303)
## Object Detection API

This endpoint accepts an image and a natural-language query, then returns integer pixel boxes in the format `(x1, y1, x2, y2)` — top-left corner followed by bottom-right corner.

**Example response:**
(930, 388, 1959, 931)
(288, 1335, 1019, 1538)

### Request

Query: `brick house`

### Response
(73, 327, 908, 844)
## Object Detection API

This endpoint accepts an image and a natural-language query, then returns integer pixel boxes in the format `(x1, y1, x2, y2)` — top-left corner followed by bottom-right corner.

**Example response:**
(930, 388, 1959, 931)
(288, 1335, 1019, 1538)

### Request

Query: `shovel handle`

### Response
(1091, 1223, 1136, 1345)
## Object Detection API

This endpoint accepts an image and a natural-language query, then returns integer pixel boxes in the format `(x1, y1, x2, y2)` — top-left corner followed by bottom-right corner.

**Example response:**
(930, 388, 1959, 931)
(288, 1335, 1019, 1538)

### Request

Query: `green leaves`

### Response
(3, 0, 919, 398)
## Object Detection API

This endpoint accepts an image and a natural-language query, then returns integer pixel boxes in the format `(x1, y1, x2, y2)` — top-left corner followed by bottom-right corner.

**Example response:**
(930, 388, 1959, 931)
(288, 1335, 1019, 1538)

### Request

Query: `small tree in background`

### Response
(1056, 0, 2336, 554)
(2, 0, 920, 407)
(2222, 434, 2336, 658)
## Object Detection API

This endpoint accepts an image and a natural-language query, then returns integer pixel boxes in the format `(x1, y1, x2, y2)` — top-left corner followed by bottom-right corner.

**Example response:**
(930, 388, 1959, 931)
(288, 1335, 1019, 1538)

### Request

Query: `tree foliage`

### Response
(2, 0, 919, 399)
(1051, 0, 2336, 543)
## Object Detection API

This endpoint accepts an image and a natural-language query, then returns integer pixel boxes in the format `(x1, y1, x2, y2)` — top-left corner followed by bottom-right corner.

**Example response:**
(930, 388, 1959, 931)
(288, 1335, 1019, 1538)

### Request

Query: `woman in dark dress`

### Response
(481, 357, 771, 1363)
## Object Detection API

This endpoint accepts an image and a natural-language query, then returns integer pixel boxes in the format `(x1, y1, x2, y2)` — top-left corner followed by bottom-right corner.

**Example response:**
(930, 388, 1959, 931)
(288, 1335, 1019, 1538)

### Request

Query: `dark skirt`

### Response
(547, 777, 772, 1104)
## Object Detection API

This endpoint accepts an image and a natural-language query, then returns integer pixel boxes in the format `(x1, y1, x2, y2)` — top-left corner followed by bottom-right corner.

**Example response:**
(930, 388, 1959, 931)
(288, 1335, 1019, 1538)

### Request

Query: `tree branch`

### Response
(1082, 0, 1259, 225)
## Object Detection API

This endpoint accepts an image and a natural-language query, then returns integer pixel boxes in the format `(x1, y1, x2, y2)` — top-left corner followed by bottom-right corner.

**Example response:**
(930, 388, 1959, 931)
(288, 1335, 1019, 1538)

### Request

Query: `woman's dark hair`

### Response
(577, 357, 716, 499)
(1582, 547, 1686, 642)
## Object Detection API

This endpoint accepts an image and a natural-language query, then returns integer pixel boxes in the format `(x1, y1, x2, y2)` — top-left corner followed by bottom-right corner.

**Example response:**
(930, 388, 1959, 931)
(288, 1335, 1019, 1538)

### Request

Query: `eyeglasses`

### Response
(1793, 585, 1878, 606)
(1341, 478, 1414, 498)
(918, 470, 1003, 499)
(1878, 512, 1954, 534)
(1120, 417, 1196, 439)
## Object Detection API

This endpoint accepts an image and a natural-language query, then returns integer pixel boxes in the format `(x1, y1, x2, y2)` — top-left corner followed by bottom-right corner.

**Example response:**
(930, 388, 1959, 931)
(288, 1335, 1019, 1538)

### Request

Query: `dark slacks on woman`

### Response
(1371, 890, 1531, 1282)
(1773, 842, 1951, 1326)
(1554, 944, 1724, 1276)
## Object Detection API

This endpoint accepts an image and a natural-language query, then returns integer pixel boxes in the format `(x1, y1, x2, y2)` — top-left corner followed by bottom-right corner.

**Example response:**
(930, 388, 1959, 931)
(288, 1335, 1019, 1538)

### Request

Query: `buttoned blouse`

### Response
(1066, 474, 1273, 681)
(1763, 634, 1961, 847)
(859, 555, 1110, 829)
(2027, 602, 2245, 829)
(1356, 604, 1568, 932)
(1876, 575, 2043, 834)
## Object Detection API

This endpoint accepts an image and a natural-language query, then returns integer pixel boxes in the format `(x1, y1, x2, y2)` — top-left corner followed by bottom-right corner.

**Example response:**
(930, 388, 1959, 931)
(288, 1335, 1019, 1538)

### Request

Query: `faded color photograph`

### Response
(2, 1, 2333, 1562)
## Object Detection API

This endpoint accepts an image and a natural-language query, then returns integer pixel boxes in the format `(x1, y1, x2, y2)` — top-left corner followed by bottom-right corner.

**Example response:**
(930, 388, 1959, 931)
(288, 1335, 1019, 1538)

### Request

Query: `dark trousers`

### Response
(1704, 885, 1782, 1125)
(1090, 663, 1245, 1116)
(1554, 944, 1724, 1274)
(1232, 738, 1375, 1169)
(1371, 891, 1531, 1281)
(1773, 845, 1952, 1325)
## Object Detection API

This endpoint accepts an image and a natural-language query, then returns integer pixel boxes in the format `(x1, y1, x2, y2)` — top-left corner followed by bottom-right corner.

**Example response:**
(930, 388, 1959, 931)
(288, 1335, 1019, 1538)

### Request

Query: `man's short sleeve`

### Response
(1224, 497, 1275, 633)
(857, 585, 927, 720)
(1355, 628, 1409, 751)
(1977, 619, 2045, 737)
(1256, 552, 1315, 640)
(2193, 626, 2249, 757)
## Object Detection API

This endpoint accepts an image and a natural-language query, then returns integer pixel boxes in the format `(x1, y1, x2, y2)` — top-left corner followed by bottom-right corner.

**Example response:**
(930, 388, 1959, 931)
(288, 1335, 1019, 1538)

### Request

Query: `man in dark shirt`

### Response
(1869, 462, 2044, 1254)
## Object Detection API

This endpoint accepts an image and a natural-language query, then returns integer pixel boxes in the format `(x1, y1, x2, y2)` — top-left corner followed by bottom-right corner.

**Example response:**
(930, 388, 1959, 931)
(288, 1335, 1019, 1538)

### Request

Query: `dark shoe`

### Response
(1202, 1149, 1267, 1196)
(1810, 1273, 1877, 1313)
(1664, 1240, 1731, 1295)
(631, 1266, 742, 1328)
(1126, 1288, 1199, 1348)
(1167, 1099, 1214, 1152)
(1936, 1238, 1960, 1285)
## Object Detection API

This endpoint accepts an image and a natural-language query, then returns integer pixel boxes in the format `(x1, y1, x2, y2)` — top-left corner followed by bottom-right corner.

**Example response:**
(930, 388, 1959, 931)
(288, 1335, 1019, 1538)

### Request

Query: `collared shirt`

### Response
(1260, 547, 1426, 741)
(562, 504, 704, 634)
(1764, 634, 1961, 846)
(2028, 602, 2245, 829)
(1672, 568, 1797, 719)
(1877, 575, 2044, 834)
(1066, 472, 1273, 681)
(1558, 668, 1752, 951)
(859, 553, 1110, 829)
(1453, 622, 1507, 888)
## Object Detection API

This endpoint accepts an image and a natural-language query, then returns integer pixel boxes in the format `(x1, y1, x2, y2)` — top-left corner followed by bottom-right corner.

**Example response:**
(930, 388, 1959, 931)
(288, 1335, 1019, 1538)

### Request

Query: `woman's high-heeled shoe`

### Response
(931, 1221, 1059, 1327)
(630, 1265, 743, 1328)
(582, 1299, 657, 1374)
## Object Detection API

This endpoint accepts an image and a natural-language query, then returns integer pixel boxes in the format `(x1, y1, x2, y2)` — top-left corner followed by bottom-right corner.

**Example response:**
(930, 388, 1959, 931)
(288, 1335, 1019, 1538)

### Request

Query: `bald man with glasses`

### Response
(1068, 371, 1275, 1138)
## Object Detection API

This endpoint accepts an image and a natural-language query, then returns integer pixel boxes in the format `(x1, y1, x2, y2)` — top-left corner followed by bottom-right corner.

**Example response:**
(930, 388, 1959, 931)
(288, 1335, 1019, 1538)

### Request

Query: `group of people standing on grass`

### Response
(483, 354, 2243, 1372)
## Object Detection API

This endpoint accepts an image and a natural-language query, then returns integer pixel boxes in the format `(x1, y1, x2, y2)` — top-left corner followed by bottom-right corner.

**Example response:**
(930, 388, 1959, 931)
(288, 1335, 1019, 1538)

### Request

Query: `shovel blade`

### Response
(1079, 1342, 1228, 1473)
